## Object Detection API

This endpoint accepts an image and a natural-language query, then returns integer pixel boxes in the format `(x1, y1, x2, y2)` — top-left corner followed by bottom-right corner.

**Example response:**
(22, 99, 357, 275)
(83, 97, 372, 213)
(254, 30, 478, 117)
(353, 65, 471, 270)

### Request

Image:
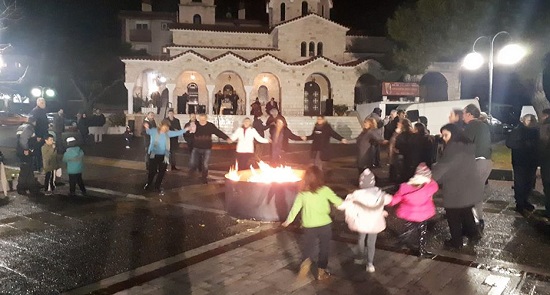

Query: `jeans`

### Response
(473, 159, 493, 222)
(357, 233, 377, 264)
(147, 155, 167, 189)
(189, 148, 211, 179)
(44, 171, 56, 192)
(236, 153, 253, 171)
(512, 165, 537, 209)
(445, 206, 479, 247)
(301, 224, 332, 269)
(68, 173, 86, 194)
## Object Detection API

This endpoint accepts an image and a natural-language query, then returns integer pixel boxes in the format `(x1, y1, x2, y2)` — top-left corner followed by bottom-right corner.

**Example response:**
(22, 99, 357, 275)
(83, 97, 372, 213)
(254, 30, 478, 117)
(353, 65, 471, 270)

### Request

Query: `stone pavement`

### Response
(101, 230, 521, 295)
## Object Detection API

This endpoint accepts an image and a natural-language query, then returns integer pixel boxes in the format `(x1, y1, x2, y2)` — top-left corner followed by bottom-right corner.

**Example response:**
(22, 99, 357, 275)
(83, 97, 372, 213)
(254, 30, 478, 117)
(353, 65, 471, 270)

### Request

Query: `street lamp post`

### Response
(31, 86, 55, 98)
(462, 31, 526, 118)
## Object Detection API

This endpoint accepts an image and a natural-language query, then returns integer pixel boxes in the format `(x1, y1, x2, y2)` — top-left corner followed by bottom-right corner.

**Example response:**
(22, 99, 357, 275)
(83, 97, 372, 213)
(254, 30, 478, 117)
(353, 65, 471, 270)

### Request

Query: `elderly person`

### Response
(143, 120, 187, 194)
(506, 114, 539, 214)
(432, 123, 482, 249)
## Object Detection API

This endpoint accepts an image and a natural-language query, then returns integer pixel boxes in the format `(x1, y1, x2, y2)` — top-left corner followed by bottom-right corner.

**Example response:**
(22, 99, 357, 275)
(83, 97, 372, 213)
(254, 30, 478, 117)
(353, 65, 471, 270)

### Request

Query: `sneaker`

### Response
(316, 268, 331, 280)
(354, 258, 366, 265)
(44, 191, 53, 196)
(297, 258, 311, 280)
(144, 183, 150, 191)
(366, 263, 375, 273)
(125, 146, 130, 149)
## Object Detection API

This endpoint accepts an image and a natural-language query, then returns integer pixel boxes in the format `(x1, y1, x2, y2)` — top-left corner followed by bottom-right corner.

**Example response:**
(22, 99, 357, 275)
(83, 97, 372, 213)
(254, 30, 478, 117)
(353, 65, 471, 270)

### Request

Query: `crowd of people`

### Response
(280, 103, 550, 281)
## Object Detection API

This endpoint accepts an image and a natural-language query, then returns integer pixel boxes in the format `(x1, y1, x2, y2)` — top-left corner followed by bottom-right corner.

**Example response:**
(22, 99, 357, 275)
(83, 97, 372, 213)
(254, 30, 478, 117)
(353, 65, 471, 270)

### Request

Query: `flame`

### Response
(226, 161, 302, 183)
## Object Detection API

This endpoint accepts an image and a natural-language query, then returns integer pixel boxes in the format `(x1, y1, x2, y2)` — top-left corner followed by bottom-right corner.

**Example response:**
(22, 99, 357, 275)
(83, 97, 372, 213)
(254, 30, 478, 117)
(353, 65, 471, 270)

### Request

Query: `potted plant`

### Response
(334, 104, 349, 116)
(107, 112, 127, 134)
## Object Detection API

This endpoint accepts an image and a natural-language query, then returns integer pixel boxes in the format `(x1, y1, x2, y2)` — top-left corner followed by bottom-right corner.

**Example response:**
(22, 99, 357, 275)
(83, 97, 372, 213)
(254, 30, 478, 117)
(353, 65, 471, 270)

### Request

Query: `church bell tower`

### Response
(267, 0, 332, 27)
(178, 0, 216, 25)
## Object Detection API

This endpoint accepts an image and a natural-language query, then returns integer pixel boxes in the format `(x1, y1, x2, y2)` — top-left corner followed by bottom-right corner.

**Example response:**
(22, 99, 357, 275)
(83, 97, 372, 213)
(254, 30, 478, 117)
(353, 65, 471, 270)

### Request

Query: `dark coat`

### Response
(432, 142, 483, 208)
(357, 128, 383, 169)
(306, 123, 344, 161)
(384, 117, 399, 140)
(540, 117, 550, 165)
(506, 124, 539, 167)
(53, 114, 65, 133)
(396, 132, 434, 180)
(29, 107, 49, 138)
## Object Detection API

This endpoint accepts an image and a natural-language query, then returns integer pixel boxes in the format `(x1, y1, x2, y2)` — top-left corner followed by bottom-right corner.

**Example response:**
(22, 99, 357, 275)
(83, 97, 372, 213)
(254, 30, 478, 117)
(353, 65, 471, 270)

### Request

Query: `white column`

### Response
(165, 83, 176, 110)
(244, 85, 254, 116)
(206, 84, 215, 115)
(124, 82, 135, 114)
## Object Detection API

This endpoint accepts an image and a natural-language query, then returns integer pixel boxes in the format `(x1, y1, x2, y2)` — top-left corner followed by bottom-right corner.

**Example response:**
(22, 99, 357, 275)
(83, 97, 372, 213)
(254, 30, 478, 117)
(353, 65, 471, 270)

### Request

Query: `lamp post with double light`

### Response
(462, 31, 526, 118)
(31, 86, 55, 99)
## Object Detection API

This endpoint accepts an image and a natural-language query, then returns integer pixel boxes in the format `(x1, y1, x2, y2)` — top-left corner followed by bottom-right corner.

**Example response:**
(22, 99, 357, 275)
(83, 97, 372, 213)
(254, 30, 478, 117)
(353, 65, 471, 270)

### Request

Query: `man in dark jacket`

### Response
(305, 116, 347, 170)
(16, 117, 41, 195)
(384, 109, 404, 140)
(53, 109, 65, 153)
(463, 103, 492, 230)
(367, 108, 384, 167)
(167, 109, 182, 171)
(29, 97, 48, 171)
(539, 109, 550, 219)
(506, 114, 539, 213)
(189, 114, 232, 183)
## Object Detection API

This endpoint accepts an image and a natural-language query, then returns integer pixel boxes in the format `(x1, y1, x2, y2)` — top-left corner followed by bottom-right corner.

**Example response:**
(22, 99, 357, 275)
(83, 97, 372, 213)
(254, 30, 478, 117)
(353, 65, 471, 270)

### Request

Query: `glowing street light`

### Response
(31, 86, 55, 98)
(462, 31, 527, 118)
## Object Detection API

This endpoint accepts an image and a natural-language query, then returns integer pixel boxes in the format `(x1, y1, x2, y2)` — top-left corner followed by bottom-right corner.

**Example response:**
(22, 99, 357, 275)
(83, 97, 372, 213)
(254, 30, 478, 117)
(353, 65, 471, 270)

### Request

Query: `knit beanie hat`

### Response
(359, 169, 376, 189)
(408, 163, 431, 185)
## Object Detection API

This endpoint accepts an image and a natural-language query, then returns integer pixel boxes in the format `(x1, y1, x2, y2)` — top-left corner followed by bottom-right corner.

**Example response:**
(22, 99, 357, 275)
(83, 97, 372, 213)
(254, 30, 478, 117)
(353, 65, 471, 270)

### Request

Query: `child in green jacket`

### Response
(282, 165, 343, 281)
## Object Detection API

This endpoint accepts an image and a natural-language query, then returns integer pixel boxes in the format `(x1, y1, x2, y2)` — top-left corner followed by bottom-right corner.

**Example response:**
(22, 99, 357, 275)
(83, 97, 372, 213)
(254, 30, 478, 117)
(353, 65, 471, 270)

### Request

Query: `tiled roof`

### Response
(169, 23, 270, 34)
(118, 11, 176, 20)
(121, 50, 368, 68)
(167, 44, 279, 51)
(273, 13, 348, 31)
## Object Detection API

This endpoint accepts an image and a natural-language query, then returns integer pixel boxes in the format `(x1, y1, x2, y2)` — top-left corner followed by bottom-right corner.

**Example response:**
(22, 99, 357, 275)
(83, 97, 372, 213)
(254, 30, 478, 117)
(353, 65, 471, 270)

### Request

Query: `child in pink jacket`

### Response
(390, 163, 439, 257)
(338, 169, 392, 273)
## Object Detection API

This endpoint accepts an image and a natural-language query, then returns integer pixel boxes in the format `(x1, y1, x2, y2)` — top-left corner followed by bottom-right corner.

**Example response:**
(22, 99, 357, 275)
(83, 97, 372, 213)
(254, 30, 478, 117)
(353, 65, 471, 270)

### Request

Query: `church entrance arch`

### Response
(214, 72, 245, 115)
(420, 72, 448, 102)
(304, 73, 330, 116)
(175, 71, 207, 114)
(252, 73, 281, 115)
(355, 74, 381, 104)
(133, 69, 167, 110)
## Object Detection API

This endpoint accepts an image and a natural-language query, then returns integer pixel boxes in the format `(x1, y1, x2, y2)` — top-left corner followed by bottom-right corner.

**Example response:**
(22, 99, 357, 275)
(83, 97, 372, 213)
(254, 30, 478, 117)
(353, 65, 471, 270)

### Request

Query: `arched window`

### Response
(317, 42, 323, 56)
(309, 42, 315, 57)
(192, 0, 202, 2)
(302, 1, 308, 16)
(280, 3, 286, 21)
(193, 14, 202, 24)
(300, 42, 307, 57)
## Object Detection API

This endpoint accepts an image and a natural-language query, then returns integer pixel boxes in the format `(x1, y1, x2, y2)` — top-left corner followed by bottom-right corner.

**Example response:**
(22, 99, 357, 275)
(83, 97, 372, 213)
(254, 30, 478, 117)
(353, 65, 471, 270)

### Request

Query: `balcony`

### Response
(129, 29, 152, 42)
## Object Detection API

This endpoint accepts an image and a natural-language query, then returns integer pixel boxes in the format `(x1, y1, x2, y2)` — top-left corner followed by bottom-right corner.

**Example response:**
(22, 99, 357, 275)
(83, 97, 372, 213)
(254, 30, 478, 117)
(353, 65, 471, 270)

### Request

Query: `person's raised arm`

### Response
(252, 129, 269, 144)
(167, 129, 186, 137)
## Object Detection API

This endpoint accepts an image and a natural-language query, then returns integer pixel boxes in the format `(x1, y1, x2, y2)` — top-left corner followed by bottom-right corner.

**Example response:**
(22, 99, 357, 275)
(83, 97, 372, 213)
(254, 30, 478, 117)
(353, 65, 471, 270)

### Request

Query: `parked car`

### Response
(0, 111, 28, 126)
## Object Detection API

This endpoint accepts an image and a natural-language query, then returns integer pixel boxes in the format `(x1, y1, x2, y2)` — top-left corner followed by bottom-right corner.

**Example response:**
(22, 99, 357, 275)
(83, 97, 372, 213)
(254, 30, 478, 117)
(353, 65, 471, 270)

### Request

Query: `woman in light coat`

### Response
(230, 118, 270, 170)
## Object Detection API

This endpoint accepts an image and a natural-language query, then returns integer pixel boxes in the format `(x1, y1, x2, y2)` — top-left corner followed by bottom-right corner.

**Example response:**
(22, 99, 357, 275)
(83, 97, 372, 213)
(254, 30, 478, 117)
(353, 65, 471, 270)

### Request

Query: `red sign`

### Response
(382, 82, 420, 96)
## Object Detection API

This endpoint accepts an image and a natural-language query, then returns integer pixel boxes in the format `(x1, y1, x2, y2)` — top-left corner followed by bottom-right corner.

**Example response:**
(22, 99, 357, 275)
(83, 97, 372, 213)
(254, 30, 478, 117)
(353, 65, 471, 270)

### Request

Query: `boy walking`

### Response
(63, 137, 86, 197)
(42, 134, 58, 195)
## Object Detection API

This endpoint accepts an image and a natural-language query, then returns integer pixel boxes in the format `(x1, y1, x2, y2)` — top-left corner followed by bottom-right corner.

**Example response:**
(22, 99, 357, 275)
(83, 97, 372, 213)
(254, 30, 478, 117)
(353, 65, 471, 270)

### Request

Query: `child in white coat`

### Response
(338, 169, 392, 272)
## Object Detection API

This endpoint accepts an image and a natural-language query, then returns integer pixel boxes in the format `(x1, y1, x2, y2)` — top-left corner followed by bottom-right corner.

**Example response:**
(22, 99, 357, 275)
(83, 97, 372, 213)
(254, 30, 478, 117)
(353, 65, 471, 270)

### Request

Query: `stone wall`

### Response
(172, 30, 272, 48)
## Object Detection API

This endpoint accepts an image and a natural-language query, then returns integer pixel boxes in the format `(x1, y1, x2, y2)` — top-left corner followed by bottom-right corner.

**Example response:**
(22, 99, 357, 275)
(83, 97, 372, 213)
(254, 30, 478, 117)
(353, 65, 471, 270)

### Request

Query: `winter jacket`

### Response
(356, 128, 383, 169)
(506, 124, 539, 167)
(41, 144, 58, 172)
(193, 122, 229, 149)
(432, 142, 483, 208)
(306, 123, 344, 161)
(29, 107, 49, 138)
(463, 119, 492, 159)
(338, 187, 392, 234)
(285, 186, 343, 228)
(63, 146, 84, 174)
(146, 128, 186, 155)
(389, 180, 438, 222)
(230, 127, 269, 153)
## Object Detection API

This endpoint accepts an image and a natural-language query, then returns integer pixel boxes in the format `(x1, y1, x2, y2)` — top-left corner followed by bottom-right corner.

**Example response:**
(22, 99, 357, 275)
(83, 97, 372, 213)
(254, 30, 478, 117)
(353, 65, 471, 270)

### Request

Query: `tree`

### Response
(387, 0, 550, 113)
